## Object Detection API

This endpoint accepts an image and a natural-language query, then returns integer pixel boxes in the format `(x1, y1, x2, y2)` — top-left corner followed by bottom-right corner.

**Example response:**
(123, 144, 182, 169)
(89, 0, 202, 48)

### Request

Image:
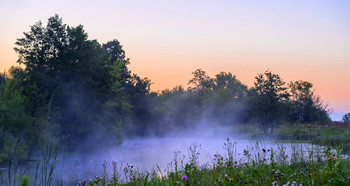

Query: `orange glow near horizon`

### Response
(0, 0, 349, 120)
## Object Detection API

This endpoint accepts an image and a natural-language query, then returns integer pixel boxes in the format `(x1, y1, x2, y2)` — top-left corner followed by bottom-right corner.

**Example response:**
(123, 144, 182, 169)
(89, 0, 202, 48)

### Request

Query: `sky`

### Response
(0, 0, 349, 120)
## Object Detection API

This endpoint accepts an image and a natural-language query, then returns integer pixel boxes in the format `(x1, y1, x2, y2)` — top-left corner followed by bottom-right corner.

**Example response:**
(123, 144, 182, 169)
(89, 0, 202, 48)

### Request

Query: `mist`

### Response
(1, 14, 347, 185)
(49, 122, 312, 185)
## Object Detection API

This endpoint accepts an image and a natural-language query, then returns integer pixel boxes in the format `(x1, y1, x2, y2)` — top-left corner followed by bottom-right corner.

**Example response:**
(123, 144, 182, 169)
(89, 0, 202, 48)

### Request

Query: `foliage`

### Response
(248, 70, 289, 134)
(0, 75, 33, 164)
(200, 72, 247, 125)
(132, 68, 331, 136)
(343, 113, 350, 123)
(188, 69, 212, 92)
(288, 80, 330, 123)
(11, 14, 152, 150)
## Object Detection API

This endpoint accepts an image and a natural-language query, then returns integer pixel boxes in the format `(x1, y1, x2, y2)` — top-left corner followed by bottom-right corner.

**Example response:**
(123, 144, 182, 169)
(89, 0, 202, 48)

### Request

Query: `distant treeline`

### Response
(0, 15, 331, 161)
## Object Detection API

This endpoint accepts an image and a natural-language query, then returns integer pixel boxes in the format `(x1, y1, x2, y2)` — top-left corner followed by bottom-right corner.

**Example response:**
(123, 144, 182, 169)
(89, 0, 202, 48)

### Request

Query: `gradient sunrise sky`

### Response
(0, 0, 349, 120)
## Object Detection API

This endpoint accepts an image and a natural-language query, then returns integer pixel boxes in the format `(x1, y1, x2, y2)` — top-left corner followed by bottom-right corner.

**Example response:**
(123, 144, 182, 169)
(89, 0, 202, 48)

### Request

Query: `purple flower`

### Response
(181, 175, 188, 181)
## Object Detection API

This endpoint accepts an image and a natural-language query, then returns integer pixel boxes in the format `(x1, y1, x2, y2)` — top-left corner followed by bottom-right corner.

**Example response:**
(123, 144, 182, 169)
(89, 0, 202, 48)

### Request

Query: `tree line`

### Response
(0, 15, 332, 161)
(137, 69, 330, 136)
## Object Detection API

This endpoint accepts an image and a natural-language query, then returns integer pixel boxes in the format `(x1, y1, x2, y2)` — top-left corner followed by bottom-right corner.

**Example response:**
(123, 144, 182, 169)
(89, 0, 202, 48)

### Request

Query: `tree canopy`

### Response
(10, 14, 151, 151)
(0, 15, 332, 160)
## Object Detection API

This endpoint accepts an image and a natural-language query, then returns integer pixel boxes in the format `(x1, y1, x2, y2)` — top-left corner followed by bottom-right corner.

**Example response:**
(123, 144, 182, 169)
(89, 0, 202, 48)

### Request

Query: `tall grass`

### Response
(0, 158, 28, 186)
(2, 137, 350, 185)
(78, 139, 350, 186)
(0, 142, 61, 186)
(33, 142, 60, 186)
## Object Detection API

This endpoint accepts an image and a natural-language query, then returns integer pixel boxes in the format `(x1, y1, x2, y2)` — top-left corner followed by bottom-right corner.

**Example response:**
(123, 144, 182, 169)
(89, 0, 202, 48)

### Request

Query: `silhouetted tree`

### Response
(248, 70, 289, 134)
(188, 69, 213, 92)
(288, 80, 330, 123)
(213, 72, 247, 99)
(14, 14, 130, 150)
(102, 39, 131, 87)
(343, 113, 350, 123)
(200, 72, 248, 124)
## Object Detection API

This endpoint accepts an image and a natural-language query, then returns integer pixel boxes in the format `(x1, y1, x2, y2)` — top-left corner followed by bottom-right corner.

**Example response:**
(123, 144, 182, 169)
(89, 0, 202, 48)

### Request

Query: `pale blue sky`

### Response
(0, 0, 349, 120)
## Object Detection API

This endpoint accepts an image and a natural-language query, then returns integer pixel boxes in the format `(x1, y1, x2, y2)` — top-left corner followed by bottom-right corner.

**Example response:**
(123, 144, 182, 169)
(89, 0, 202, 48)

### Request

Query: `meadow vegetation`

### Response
(80, 139, 350, 186)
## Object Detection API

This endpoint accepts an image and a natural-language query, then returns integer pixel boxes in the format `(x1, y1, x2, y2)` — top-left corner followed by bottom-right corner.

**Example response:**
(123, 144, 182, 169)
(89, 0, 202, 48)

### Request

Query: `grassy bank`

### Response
(80, 139, 350, 186)
(274, 123, 350, 153)
(232, 122, 350, 153)
(2, 123, 350, 185)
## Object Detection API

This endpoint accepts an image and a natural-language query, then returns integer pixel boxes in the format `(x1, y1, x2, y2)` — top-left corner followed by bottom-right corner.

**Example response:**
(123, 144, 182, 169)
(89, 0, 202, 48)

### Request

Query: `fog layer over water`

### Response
(56, 135, 315, 184)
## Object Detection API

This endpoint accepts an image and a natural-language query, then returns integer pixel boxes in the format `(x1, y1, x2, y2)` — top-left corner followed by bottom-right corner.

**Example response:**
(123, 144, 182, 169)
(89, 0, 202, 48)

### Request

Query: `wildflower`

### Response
(274, 170, 283, 177)
(272, 181, 278, 186)
(182, 175, 188, 181)
(290, 173, 296, 178)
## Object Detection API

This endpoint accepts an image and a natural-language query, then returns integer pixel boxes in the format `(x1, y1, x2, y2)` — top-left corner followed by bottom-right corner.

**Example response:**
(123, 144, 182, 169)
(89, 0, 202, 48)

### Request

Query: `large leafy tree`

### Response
(0, 69, 33, 162)
(14, 15, 68, 116)
(212, 72, 247, 99)
(249, 70, 289, 134)
(102, 40, 131, 93)
(102, 40, 154, 136)
(13, 15, 130, 150)
(188, 69, 213, 92)
(201, 72, 248, 124)
(123, 74, 152, 136)
(288, 80, 330, 123)
(0, 69, 33, 136)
